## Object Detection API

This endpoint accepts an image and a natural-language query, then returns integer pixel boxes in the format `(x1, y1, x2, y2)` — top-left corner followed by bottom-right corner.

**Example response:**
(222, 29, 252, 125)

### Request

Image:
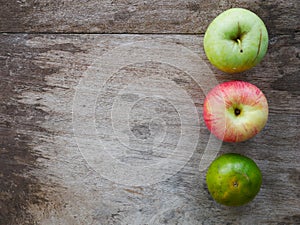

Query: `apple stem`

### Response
(237, 39, 243, 53)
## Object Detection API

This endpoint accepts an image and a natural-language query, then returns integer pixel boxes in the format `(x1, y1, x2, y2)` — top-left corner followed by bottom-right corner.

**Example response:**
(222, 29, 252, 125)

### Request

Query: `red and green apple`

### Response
(203, 81, 268, 142)
(204, 8, 269, 73)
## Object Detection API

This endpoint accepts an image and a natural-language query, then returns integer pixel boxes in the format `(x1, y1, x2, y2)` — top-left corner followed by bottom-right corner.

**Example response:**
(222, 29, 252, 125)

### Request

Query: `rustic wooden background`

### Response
(1, 0, 299, 224)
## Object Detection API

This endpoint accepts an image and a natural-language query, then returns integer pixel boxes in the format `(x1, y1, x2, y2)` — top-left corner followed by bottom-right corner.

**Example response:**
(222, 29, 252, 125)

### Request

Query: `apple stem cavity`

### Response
(234, 108, 241, 116)
(235, 22, 244, 53)
(233, 181, 239, 188)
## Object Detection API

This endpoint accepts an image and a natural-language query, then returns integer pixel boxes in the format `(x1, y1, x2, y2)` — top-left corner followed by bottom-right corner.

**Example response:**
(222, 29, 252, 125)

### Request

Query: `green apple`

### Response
(206, 153, 262, 206)
(204, 8, 269, 73)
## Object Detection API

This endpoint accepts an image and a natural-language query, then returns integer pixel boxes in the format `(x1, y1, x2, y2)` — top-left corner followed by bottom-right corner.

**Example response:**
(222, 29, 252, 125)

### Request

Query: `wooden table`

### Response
(1, 1, 299, 224)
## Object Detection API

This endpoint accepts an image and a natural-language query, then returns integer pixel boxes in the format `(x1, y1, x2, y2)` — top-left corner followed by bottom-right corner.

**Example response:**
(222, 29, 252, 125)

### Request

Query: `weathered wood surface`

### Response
(1, 33, 299, 225)
(1, 0, 300, 225)
(0, 0, 299, 34)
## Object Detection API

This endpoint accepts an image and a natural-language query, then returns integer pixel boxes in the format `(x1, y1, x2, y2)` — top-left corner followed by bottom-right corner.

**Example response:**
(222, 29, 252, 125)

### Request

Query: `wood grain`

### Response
(1, 33, 299, 224)
(1, 0, 299, 224)
(0, 0, 299, 34)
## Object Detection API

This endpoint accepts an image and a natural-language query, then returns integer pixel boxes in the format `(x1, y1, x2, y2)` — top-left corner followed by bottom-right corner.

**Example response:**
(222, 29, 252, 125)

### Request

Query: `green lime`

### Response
(206, 153, 262, 206)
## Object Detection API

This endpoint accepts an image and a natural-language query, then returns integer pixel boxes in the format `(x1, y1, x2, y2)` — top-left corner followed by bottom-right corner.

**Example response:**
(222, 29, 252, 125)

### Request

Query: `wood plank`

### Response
(1, 33, 299, 224)
(0, 0, 299, 34)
